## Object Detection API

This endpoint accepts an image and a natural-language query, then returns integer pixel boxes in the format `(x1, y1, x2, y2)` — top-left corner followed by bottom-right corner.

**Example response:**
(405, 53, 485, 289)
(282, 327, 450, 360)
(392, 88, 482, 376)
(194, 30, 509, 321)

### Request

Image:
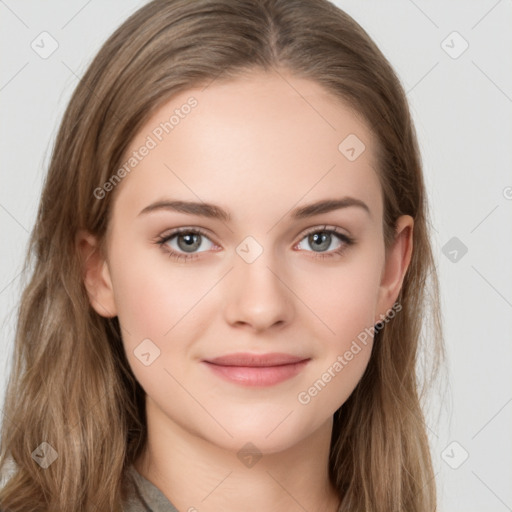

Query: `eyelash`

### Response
(154, 225, 355, 263)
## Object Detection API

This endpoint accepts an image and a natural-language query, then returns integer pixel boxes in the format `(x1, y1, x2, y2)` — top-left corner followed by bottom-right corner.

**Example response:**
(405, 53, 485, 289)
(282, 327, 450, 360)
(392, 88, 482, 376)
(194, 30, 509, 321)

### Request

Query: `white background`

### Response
(1, 1, 511, 510)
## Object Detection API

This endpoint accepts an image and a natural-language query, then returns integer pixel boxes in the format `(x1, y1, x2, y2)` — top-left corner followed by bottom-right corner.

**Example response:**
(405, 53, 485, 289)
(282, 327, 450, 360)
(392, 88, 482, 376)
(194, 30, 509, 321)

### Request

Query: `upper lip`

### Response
(203, 352, 310, 367)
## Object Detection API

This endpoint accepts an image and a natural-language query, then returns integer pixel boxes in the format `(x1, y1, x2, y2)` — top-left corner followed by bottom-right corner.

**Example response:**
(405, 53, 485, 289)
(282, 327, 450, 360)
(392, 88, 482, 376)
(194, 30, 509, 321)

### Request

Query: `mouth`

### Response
(201, 352, 311, 387)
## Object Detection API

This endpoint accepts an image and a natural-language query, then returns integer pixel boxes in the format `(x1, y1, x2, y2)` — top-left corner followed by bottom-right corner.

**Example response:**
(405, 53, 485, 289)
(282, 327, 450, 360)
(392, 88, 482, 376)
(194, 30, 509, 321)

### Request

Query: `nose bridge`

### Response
(223, 235, 294, 330)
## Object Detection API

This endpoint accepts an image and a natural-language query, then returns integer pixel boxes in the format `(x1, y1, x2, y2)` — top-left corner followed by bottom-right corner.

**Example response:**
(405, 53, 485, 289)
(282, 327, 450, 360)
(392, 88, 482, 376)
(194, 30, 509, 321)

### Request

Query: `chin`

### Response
(200, 411, 321, 456)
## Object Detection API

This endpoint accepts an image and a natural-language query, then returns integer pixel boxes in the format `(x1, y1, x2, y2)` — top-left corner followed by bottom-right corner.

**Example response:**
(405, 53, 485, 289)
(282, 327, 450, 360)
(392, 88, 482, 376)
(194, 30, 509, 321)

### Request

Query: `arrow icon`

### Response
(338, 134, 365, 161)
(441, 440, 469, 469)
(440, 31, 469, 59)
(134, 339, 161, 366)
(31, 442, 58, 468)
(236, 236, 263, 263)
(442, 236, 467, 263)
(237, 441, 263, 468)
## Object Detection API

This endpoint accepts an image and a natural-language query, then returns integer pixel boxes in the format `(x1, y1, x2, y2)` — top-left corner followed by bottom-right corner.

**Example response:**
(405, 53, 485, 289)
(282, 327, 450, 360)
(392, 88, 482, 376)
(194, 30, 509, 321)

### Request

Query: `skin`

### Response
(77, 68, 413, 512)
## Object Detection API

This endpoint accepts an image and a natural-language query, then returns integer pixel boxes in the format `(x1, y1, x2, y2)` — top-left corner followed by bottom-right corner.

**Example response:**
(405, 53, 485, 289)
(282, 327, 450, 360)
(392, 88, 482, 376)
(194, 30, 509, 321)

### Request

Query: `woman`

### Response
(0, 1, 444, 510)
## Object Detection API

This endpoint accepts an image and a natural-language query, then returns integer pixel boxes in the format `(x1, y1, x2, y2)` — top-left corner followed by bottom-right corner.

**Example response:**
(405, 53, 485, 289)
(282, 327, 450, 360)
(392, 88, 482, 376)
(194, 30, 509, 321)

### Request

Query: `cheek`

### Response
(109, 241, 207, 337)
(305, 246, 384, 342)
(296, 263, 380, 414)
(109, 250, 207, 393)
(295, 246, 382, 405)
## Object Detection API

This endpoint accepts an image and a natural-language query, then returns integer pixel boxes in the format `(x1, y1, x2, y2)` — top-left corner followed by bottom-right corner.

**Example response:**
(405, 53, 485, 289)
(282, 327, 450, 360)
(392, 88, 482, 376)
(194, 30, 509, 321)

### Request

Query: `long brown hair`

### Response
(0, 1, 445, 510)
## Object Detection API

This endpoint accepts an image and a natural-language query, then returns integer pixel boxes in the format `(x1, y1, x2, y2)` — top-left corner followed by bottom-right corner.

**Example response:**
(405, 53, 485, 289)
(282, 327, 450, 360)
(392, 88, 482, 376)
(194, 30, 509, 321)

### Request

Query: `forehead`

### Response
(111, 68, 382, 225)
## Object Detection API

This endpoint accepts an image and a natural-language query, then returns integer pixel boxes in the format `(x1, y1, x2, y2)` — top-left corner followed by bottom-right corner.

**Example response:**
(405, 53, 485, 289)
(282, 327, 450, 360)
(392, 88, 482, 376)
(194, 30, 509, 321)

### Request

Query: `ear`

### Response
(76, 229, 117, 318)
(375, 215, 414, 322)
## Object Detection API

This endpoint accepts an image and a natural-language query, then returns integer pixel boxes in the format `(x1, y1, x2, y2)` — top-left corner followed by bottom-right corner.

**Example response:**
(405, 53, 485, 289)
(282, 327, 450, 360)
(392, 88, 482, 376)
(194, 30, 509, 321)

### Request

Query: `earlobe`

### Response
(375, 215, 414, 322)
(76, 229, 117, 318)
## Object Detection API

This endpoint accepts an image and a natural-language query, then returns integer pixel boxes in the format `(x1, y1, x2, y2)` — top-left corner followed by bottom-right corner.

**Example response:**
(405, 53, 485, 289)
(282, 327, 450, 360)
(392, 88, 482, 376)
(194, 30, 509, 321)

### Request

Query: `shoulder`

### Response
(122, 465, 148, 512)
(122, 464, 180, 512)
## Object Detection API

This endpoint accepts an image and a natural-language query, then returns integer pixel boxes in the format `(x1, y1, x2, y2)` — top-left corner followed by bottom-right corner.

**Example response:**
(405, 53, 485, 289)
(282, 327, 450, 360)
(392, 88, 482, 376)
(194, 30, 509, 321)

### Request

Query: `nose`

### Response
(223, 247, 295, 332)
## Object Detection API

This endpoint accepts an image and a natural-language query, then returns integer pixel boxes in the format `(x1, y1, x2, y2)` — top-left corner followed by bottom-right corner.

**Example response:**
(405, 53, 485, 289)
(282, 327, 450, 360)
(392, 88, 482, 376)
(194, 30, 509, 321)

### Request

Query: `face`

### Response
(81, 68, 412, 455)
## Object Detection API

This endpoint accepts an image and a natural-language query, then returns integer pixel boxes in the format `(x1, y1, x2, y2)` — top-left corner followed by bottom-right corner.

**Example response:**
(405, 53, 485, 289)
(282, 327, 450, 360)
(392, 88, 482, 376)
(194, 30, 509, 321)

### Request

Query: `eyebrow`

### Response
(138, 197, 371, 221)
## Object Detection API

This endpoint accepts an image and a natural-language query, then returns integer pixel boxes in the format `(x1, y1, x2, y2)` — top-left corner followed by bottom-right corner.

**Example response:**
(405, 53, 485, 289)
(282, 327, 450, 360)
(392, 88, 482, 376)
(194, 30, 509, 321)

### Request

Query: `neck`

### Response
(134, 399, 341, 512)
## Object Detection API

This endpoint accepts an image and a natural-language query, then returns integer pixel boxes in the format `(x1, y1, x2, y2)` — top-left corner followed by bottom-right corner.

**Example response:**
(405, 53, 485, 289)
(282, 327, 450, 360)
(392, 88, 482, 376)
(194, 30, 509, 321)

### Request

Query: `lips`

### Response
(204, 352, 309, 367)
(202, 352, 310, 387)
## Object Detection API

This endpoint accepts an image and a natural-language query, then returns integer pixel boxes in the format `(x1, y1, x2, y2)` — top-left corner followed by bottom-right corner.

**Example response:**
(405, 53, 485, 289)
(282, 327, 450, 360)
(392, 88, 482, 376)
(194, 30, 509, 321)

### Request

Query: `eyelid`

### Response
(298, 224, 351, 240)
(158, 225, 215, 238)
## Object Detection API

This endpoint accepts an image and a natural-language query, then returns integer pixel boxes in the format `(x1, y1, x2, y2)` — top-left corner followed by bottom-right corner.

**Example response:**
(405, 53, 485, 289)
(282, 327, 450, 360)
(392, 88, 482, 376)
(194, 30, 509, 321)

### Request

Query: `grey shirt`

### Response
(123, 464, 344, 511)
(123, 464, 179, 512)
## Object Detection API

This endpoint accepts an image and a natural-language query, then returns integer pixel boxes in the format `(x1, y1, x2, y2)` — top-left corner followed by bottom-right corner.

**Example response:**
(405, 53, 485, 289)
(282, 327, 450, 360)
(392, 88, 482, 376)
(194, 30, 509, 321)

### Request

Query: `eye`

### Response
(155, 227, 216, 262)
(154, 225, 355, 263)
(295, 225, 354, 259)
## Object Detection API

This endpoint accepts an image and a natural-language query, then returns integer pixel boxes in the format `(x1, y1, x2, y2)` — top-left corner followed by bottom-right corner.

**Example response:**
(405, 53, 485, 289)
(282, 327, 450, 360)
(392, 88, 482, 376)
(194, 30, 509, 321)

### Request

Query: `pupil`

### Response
(310, 232, 330, 251)
(178, 233, 200, 252)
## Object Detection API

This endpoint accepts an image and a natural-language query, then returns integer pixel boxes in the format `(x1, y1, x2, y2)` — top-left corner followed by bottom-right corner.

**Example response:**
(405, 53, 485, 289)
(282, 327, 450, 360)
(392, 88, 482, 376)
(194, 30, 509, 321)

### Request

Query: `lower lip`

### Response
(202, 360, 310, 387)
